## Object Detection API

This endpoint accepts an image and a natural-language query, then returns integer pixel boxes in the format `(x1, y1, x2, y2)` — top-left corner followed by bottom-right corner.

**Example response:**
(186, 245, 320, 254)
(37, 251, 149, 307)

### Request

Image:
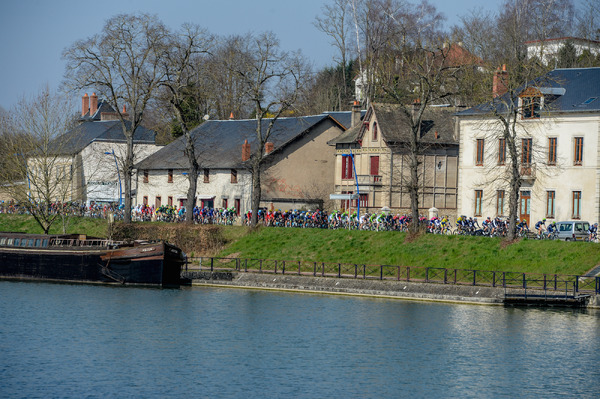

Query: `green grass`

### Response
(2, 214, 599, 276)
(219, 227, 600, 276)
(0, 214, 109, 237)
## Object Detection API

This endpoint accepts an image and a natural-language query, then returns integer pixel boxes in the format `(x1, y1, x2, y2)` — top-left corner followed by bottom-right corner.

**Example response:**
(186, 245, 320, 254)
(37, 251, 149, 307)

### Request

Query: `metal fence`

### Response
(185, 256, 600, 295)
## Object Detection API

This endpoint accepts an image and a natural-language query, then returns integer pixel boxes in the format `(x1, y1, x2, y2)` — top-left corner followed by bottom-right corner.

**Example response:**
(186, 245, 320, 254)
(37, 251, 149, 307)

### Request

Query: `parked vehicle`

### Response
(555, 221, 590, 241)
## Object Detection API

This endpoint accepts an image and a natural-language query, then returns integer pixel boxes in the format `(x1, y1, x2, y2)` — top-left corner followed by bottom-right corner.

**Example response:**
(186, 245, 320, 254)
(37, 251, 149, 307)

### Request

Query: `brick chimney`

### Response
(351, 100, 361, 127)
(81, 93, 89, 116)
(493, 64, 508, 98)
(265, 142, 274, 154)
(242, 139, 250, 161)
(90, 93, 98, 116)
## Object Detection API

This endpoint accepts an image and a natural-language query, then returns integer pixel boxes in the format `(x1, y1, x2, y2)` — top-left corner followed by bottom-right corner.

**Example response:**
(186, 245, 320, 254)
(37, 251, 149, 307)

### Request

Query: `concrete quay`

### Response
(183, 271, 600, 308)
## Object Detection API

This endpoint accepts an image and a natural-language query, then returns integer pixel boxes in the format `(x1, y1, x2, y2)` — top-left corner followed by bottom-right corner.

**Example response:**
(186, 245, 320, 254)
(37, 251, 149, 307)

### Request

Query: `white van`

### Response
(556, 221, 590, 241)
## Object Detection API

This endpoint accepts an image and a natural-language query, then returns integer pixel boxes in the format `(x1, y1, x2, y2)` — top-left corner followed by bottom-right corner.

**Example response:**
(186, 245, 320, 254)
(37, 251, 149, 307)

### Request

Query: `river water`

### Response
(1, 281, 599, 398)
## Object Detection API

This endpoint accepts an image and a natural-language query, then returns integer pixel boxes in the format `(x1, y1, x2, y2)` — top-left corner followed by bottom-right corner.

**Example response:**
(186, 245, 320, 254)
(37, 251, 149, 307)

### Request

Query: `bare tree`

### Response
(225, 32, 307, 226)
(0, 87, 79, 234)
(159, 23, 213, 224)
(63, 13, 169, 223)
(314, 0, 354, 109)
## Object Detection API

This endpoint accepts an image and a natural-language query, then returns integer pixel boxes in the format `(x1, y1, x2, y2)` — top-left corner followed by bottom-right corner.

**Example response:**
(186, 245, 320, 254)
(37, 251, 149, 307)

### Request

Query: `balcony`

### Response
(520, 163, 536, 180)
(356, 174, 382, 186)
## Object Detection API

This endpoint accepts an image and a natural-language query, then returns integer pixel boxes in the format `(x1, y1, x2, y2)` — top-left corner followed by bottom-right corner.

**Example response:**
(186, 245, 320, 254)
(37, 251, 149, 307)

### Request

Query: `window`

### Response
(496, 190, 505, 216)
(168, 196, 173, 206)
(520, 88, 542, 119)
(370, 156, 379, 176)
(235, 199, 241, 216)
(168, 169, 173, 183)
(203, 168, 209, 183)
(359, 193, 369, 208)
(222, 198, 228, 208)
(342, 155, 353, 180)
(548, 137, 557, 165)
(521, 138, 532, 165)
(155, 196, 162, 208)
(574, 137, 583, 165)
(474, 190, 483, 217)
(546, 191, 555, 218)
(231, 169, 238, 184)
(372, 122, 378, 141)
(476, 139, 484, 166)
(143, 170, 149, 183)
(143, 196, 148, 205)
(498, 138, 506, 165)
(572, 191, 581, 219)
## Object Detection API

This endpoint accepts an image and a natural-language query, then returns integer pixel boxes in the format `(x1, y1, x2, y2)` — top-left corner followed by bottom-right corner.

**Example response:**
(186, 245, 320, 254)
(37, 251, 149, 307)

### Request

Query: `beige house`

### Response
(135, 114, 346, 213)
(329, 102, 459, 216)
(456, 67, 600, 225)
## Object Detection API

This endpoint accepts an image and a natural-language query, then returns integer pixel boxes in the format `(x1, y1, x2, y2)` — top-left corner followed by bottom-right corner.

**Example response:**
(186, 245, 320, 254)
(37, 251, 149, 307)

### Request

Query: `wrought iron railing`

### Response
(184, 257, 600, 295)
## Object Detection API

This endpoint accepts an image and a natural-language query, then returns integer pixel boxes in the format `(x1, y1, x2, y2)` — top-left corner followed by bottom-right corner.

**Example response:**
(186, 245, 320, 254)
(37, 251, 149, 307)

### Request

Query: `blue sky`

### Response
(0, 0, 499, 111)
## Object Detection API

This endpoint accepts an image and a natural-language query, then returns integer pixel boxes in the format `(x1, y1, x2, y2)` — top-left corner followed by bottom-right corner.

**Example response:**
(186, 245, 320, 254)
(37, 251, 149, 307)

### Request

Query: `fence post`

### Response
(554, 274, 557, 290)
(503, 272, 506, 288)
(426, 268, 429, 283)
(322, 262, 325, 277)
(236, 258, 240, 271)
(473, 270, 476, 286)
(313, 262, 317, 277)
(454, 269, 457, 284)
(380, 265, 383, 280)
(274, 260, 277, 274)
(298, 261, 301, 276)
(523, 273, 526, 289)
(355, 264, 358, 279)
(260, 259, 263, 273)
(282, 261, 285, 275)
(543, 274, 547, 290)
(407, 267, 410, 282)
(597, 276, 600, 294)
(245, 259, 248, 272)
(492, 271, 496, 287)
(363, 264, 366, 279)
(210, 257, 214, 272)
(575, 276, 579, 293)
(338, 263, 341, 278)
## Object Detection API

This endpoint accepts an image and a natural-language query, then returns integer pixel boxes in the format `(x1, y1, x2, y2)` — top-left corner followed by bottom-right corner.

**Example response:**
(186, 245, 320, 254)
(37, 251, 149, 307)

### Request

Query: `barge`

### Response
(0, 232, 185, 287)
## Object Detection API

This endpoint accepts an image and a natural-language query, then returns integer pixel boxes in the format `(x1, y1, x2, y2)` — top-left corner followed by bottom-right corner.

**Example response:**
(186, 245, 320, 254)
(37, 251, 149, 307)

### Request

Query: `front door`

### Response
(520, 191, 531, 227)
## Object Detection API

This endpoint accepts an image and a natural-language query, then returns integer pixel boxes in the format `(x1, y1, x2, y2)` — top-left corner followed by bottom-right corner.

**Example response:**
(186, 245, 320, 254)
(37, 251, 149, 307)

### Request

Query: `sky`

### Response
(0, 0, 501, 111)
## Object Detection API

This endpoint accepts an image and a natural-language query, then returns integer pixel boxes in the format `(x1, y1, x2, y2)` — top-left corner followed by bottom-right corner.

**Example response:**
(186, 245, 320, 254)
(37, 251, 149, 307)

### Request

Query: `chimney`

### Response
(242, 139, 250, 162)
(81, 93, 89, 116)
(264, 142, 274, 154)
(90, 93, 98, 116)
(493, 64, 508, 98)
(351, 100, 361, 127)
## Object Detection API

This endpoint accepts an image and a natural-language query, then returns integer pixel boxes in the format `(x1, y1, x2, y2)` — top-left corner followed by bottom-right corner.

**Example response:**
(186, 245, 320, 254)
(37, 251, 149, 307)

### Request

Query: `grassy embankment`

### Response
(2, 213, 599, 276)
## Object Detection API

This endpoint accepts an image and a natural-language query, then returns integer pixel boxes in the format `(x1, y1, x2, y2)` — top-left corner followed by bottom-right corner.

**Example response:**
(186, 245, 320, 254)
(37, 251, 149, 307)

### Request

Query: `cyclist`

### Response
(535, 219, 546, 236)
(588, 223, 598, 242)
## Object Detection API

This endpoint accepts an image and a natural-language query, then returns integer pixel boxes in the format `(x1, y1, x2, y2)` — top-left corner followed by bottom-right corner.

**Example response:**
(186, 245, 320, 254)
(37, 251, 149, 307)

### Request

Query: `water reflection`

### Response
(1, 281, 599, 398)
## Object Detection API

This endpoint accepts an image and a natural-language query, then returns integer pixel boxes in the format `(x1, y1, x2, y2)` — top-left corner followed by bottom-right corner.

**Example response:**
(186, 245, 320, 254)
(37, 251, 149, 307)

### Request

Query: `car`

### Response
(555, 220, 590, 241)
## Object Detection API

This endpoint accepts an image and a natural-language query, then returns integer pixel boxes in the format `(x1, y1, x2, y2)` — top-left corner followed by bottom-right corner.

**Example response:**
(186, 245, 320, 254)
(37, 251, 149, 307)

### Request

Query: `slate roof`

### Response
(458, 67, 600, 116)
(329, 103, 457, 146)
(49, 120, 157, 155)
(136, 114, 341, 170)
(322, 110, 366, 129)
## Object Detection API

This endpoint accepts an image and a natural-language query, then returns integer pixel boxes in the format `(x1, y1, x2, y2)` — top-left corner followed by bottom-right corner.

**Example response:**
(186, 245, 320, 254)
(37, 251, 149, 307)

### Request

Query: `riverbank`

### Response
(183, 271, 600, 308)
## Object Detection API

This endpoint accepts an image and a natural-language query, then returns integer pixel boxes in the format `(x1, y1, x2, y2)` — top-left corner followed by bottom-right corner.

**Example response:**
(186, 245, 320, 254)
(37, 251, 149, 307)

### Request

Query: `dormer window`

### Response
(372, 122, 378, 141)
(520, 87, 542, 119)
(519, 87, 544, 119)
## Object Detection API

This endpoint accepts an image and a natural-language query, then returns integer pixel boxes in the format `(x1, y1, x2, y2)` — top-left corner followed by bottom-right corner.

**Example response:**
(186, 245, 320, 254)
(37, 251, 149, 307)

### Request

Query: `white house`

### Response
(525, 37, 600, 65)
(456, 67, 600, 226)
(27, 94, 161, 206)
(135, 114, 346, 214)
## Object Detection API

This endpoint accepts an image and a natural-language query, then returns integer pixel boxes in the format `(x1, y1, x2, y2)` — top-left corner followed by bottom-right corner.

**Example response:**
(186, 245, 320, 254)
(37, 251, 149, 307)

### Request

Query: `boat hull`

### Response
(0, 238, 185, 287)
